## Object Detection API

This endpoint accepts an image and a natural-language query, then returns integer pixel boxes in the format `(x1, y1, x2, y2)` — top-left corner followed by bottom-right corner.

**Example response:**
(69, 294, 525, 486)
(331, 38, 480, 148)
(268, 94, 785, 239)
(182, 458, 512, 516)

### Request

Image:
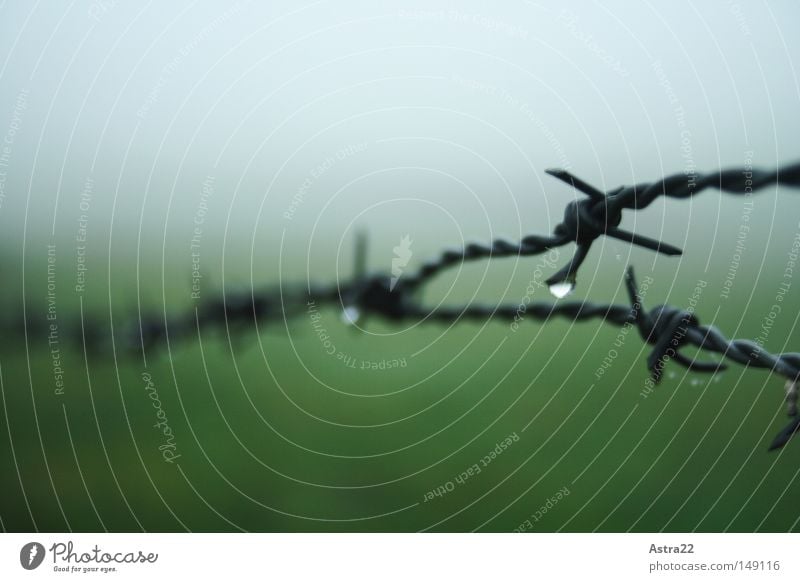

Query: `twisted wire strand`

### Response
(404, 161, 800, 291)
(406, 301, 631, 325)
(24, 266, 799, 381)
(402, 234, 566, 290)
(411, 295, 800, 381)
(609, 163, 800, 212)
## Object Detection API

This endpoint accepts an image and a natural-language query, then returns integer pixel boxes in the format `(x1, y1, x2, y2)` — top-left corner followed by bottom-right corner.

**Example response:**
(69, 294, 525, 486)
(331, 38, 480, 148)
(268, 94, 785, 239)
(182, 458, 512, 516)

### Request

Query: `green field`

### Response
(2, 233, 799, 533)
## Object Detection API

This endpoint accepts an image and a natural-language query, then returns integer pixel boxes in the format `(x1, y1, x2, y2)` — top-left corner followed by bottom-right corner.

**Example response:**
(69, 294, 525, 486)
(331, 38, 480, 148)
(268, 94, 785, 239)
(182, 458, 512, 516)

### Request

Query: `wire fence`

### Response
(10, 161, 800, 450)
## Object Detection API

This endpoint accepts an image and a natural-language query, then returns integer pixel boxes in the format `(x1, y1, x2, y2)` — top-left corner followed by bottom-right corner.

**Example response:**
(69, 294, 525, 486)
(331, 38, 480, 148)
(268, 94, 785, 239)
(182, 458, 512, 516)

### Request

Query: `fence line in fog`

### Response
(13, 161, 800, 450)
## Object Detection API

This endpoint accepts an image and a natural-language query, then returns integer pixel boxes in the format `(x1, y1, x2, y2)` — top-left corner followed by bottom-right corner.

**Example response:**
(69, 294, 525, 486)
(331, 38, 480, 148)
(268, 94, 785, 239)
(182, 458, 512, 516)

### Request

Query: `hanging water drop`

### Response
(341, 305, 360, 325)
(548, 277, 576, 299)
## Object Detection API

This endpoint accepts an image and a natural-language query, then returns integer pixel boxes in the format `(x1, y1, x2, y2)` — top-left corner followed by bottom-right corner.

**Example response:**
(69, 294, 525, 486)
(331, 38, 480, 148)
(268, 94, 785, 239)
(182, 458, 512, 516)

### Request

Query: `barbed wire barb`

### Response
(404, 161, 800, 294)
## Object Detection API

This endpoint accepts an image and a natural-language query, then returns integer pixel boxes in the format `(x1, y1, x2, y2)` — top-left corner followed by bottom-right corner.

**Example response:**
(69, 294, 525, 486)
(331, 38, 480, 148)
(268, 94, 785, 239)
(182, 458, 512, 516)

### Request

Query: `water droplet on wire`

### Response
(549, 279, 575, 299)
(341, 306, 360, 325)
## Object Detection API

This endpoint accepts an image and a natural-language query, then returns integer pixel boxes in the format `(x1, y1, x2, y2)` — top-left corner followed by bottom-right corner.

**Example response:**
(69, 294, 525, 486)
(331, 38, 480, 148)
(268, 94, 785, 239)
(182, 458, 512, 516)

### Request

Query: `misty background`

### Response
(0, 0, 799, 532)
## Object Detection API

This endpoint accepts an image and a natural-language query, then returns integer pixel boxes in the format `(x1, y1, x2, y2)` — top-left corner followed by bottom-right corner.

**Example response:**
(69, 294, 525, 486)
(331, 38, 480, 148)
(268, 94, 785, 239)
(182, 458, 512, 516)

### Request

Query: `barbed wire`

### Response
(402, 161, 800, 293)
(6, 161, 800, 450)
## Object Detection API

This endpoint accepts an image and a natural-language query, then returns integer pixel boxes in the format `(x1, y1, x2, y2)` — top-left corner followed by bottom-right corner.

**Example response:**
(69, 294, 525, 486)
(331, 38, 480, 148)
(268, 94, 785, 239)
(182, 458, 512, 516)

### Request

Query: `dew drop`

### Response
(548, 279, 575, 299)
(341, 306, 360, 325)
